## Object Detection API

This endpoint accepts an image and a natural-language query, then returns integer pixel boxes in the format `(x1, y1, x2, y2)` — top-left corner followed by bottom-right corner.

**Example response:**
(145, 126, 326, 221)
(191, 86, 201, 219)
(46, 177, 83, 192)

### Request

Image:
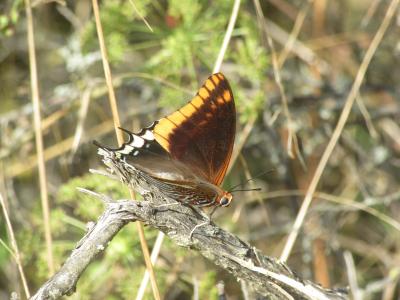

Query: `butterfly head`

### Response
(218, 191, 233, 207)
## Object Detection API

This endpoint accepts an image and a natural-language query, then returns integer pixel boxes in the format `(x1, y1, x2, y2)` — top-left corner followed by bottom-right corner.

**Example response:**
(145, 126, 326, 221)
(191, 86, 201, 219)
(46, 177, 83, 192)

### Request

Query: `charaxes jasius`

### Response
(96, 73, 236, 207)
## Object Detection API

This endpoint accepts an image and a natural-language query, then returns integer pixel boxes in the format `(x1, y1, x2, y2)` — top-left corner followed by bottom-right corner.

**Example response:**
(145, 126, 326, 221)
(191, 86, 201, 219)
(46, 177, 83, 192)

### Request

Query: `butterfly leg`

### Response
(209, 205, 219, 218)
(189, 206, 219, 239)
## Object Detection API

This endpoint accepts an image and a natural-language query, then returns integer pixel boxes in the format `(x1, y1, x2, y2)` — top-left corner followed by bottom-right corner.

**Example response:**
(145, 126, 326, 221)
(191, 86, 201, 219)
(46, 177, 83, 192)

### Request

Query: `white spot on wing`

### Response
(132, 135, 145, 147)
(119, 145, 135, 155)
(142, 130, 155, 140)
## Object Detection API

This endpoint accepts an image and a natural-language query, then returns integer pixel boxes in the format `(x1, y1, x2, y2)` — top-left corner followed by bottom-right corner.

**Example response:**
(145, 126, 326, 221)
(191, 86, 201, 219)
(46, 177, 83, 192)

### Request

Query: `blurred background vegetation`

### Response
(1, 0, 400, 299)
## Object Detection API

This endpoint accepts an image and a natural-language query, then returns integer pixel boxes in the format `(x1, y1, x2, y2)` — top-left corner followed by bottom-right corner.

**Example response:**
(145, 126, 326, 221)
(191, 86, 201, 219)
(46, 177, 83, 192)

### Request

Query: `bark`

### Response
(30, 151, 348, 300)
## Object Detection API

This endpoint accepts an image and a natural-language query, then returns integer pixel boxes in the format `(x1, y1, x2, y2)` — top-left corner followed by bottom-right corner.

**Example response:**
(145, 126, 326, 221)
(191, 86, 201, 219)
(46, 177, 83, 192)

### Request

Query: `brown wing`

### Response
(94, 124, 198, 182)
(153, 73, 236, 185)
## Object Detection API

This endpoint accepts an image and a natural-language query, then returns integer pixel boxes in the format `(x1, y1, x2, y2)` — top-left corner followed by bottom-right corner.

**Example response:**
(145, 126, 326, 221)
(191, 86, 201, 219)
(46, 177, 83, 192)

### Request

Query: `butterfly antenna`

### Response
(228, 169, 274, 192)
(117, 127, 135, 143)
(93, 140, 113, 151)
(230, 187, 262, 193)
(118, 127, 134, 135)
(93, 128, 132, 151)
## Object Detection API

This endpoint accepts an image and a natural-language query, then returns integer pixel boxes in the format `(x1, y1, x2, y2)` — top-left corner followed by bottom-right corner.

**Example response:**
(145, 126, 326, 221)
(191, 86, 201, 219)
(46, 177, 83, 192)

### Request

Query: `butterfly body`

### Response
(142, 171, 232, 207)
(96, 73, 235, 208)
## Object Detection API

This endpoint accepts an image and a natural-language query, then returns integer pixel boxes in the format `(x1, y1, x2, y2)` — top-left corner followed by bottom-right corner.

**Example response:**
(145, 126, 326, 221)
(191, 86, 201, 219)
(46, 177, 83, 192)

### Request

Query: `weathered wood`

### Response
(30, 151, 347, 300)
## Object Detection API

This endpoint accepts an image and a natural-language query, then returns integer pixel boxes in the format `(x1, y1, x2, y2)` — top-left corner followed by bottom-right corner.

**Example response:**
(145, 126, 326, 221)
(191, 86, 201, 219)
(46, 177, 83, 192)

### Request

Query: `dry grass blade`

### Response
(128, 0, 153, 32)
(355, 94, 378, 139)
(231, 155, 270, 225)
(228, 116, 256, 174)
(135, 232, 165, 300)
(312, 0, 327, 37)
(267, 0, 298, 20)
(280, 0, 400, 262)
(69, 84, 93, 159)
(24, 0, 54, 275)
(213, 0, 241, 74)
(265, 19, 330, 73)
(253, 0, 304, 165)
(260, 190, 400, 232)
(278, 0, 313, 68)
(379, 119, 400, 148)
(344, 251, 362, 300)
(0, 193, 30, 298)
(361, 0, 382, 27)
(7, 119, 115, 177)
(91, 0, 122, 139)
(91, 0, 161, 299)
(0, 238, 14, 258)
(317, 192, 400, 232)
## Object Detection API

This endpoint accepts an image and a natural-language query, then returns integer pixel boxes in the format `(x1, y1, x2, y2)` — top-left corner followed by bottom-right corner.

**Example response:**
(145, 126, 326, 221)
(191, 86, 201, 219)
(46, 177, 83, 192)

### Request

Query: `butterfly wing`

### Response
(153, 73, 236, 185)
(97, 124, 198, 182)
(96, 73, 236, 188)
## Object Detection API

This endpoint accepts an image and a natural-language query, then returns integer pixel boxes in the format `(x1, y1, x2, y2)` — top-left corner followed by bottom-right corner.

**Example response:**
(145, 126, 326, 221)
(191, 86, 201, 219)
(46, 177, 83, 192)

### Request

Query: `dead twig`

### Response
(30, 169, 347, 300)
(30, 149, 347, 299)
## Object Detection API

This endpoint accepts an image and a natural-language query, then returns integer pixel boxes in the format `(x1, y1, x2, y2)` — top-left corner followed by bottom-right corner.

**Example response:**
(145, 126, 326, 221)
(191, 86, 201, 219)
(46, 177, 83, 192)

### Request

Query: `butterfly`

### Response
(95, 73, 236, 208)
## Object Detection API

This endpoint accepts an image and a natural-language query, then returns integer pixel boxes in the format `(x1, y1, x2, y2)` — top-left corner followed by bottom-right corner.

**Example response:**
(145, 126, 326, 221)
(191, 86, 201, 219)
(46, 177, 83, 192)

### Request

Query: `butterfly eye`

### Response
(219, 195, 232, 207)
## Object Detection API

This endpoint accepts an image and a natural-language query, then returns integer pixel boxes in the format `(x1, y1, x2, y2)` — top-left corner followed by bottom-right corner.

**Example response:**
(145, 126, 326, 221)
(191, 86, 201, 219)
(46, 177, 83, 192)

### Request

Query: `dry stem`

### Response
(91, 0, 160, 298)
(24, 0, 54, 275)
(280, 0, 400, 261)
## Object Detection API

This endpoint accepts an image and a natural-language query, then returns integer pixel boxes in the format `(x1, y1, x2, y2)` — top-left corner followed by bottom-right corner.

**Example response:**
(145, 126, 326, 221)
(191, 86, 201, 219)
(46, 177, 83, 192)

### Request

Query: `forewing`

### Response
(153, 73, 236, 185)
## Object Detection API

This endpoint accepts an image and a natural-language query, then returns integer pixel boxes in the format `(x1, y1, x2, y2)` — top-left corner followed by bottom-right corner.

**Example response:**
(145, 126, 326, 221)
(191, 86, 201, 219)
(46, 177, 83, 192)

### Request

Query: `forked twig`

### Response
(30, 154, 347, 300)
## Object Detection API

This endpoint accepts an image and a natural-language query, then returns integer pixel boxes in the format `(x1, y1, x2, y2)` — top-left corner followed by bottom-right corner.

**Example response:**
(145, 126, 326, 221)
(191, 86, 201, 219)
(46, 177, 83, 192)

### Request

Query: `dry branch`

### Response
(30, 152, 348, 300)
